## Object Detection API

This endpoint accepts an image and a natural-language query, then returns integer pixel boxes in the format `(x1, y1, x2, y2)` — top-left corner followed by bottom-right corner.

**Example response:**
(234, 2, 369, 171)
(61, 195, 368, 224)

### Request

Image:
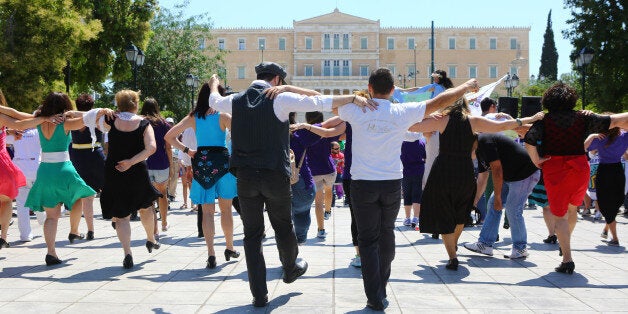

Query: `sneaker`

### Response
(607, 240, 620, 246)
(317, 229, 326, 239)
(350, 255, 362, 268)
(324, 211, 331, 220)
(463, 242, 493, 256)
(411, 217, 419, 228)
(581, 209, 591, 217)
(403, 218, 411, 226)
(505, 248, 529, 259)
(594, 211, 602, 220)
(601, 231, 608, 239)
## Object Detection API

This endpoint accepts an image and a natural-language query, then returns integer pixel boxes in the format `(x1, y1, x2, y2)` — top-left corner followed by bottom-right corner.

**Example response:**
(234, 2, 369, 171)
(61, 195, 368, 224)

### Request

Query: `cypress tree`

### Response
(538, 10, 558, 80)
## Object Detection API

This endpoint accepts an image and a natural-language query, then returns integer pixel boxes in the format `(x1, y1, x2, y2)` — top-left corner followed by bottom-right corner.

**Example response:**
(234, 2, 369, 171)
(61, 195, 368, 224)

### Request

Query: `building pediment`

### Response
(294, 8, 378, 26)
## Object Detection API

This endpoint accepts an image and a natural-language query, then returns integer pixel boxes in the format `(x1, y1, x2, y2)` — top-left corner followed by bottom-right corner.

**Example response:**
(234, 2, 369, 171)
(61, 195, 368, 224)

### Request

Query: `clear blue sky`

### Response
(159, 0, 575, 77)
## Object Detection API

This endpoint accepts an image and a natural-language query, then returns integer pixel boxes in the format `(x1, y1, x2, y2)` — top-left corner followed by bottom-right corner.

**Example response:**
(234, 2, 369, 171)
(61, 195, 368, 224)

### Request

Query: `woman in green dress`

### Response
(25, 92, 112, 266)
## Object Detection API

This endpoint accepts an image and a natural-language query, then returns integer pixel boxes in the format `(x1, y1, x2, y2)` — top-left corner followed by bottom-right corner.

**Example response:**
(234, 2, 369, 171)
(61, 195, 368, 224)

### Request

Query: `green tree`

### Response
(136, 5, 225, 120)
(538, 10, 558, 81)
(71, 0, 157, 94)
(0, 0, 102, 111)
(563, 0, 628, 112)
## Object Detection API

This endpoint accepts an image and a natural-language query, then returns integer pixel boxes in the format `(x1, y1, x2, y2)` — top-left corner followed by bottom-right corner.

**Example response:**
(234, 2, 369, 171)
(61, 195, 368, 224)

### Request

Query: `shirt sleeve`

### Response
(338, 103, 359, 124)
(208, 92, 235, 114)
(403, 101, 428, 125)
(584, 113, 611, 135)
(274, 93, 333, 121)
(588, 138, 602, 151)
(524, 120, 543, 146)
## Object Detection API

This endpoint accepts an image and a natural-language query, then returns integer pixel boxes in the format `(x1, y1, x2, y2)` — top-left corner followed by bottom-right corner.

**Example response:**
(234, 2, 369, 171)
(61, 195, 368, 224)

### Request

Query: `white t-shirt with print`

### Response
(338, 99, 427, 180)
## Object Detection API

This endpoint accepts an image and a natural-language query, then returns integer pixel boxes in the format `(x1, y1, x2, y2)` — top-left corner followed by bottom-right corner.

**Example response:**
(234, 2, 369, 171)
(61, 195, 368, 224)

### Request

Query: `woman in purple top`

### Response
(400, 136, 426, 229)
(141, 98, 172, 233)
(290, 114, 346, 244)
(585, 126, 628, 246)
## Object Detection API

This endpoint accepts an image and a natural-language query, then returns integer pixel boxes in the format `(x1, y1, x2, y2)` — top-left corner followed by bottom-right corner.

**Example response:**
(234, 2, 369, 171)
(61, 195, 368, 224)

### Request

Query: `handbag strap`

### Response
(297, 148, 307, 169)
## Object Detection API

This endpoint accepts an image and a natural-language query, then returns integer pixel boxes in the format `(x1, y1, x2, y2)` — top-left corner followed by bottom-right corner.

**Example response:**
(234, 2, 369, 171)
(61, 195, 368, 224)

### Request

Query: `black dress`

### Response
(100, 118, 160, 219)
(69, 128, 105, 191)
(419, 111, 476, 234)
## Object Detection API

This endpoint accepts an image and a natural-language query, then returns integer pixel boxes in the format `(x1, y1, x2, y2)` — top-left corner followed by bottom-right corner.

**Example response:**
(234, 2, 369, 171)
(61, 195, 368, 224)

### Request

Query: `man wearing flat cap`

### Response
(208, 61, 375, 307)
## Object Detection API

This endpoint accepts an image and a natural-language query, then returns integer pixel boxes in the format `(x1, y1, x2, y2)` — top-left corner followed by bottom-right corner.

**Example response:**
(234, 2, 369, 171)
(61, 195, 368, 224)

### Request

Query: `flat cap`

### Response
(255, 62, 287, 79)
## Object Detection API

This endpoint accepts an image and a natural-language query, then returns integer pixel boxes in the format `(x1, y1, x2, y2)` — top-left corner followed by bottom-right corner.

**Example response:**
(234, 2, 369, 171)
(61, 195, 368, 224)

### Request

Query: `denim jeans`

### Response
(478, 170, 540, 250)
(291, 177, 316, 243)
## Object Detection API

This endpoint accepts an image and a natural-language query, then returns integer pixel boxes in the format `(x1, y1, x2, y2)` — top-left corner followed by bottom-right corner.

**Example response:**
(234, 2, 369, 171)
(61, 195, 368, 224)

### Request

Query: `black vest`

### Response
(230, 84, 290, 176)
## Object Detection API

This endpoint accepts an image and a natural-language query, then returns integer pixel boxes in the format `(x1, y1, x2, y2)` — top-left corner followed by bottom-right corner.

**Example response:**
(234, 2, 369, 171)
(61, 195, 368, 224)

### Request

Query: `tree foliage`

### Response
(538, 10, 558, 81)
(0, 0, 102, 111)
(563, 0, 628, 112)
(135, 5, 225, 120)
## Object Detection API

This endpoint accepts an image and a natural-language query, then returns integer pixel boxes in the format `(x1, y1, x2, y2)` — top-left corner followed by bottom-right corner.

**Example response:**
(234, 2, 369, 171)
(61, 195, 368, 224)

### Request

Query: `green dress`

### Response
(25, 124, 96, 211)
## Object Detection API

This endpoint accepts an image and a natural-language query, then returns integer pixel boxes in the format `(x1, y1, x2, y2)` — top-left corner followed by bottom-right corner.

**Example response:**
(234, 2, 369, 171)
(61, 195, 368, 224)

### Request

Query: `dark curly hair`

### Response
(433, 69, 454, 89)
(542, 82, 579, 112)
(75, 93, 94, 111)
(36, 92, 73, 117)
(369, 68, 395, 95)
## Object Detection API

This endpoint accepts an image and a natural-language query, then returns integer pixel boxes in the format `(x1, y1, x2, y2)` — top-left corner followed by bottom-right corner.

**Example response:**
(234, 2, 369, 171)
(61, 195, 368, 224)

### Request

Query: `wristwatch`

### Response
(183, 146, 189, 154)
(516, 118, 522, 126)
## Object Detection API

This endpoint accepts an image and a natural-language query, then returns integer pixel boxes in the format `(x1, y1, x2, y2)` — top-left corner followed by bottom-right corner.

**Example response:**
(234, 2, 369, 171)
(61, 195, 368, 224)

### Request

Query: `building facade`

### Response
(210, 9, 530, 95)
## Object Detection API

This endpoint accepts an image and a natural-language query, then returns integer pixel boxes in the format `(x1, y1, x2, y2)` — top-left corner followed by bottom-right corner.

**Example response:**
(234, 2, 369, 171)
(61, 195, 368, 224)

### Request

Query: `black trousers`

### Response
(236, 167, 299, 299)
(343, 179, 358, 247)
(351, 179, 401, 305)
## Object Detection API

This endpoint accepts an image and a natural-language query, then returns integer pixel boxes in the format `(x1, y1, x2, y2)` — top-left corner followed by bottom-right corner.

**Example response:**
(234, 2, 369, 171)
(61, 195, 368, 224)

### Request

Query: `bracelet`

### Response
(183, 147, 189, 154)
(516, 118, 522, 126)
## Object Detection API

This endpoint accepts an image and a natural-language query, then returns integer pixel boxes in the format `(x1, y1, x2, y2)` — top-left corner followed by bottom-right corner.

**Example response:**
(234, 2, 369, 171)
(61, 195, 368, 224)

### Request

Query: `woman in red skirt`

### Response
(524, 82, 628, 274)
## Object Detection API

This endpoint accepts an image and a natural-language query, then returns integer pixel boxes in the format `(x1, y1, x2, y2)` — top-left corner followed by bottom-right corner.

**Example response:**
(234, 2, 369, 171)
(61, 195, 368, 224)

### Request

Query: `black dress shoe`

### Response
(445, 258, 459, 271)
(86, 231, 94, 240)
(68, 233, 85, 243)
(252, 295, 268, 307)
(224, 249, 240, 261)
(45, 254, 62, 266)
(431, 233, 439, 239)
(366, 299, 385, 311)
(206, 255, 216, 269)
(555, 261, 575, 274)
(0, 238, 9, 249)
(146, 241, 161, 253)
(283, 260, 308, 283)
(543, 234, 557, 244)
(123, 254, 134, 269)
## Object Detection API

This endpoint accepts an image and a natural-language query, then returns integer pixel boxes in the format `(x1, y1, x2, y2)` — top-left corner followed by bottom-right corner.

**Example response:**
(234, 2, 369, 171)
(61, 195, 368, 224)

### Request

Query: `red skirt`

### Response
(543, 155, 589, 217)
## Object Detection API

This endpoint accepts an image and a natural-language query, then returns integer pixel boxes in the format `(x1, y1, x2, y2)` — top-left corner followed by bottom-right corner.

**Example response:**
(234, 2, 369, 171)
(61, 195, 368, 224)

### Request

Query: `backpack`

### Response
(289, 148, 307, 185)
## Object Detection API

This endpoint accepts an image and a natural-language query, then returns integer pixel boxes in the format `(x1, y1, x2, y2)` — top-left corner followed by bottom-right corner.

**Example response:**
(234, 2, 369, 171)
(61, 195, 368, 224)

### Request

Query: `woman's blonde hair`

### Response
(115, 90, 140, 112)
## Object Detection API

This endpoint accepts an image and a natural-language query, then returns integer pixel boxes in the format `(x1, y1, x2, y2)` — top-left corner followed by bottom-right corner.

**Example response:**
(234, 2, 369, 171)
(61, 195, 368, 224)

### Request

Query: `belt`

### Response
(41, 151, 70, 163)
(72, 142, 101, 149)
(14, 157, 37, 161)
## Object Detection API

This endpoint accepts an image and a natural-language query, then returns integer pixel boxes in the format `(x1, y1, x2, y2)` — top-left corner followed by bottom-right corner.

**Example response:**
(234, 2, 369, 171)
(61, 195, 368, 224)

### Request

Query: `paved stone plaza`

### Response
(1, 182, 627, 313)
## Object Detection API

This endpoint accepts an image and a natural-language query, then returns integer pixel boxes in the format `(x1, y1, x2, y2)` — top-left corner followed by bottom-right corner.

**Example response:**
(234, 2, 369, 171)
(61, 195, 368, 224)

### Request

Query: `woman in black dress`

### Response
(412, 98, 543, 270)
(100, 90, 161, 269)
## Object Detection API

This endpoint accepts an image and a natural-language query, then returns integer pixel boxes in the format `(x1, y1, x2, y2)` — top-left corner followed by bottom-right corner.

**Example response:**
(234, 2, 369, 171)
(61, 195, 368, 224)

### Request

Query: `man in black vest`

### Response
(208, 62, 375, 307)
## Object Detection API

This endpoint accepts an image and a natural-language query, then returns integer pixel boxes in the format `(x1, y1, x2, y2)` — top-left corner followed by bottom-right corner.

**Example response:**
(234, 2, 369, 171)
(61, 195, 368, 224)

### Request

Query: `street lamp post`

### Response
(413, 43, 417, 87)
(397, 72, 415, 89)
(185, 74, 199, 111)
(125, 43, 145, 90)
(576, 47, 594, 110)
(260, 43, 265, 62)
(504, 72, 519, 97)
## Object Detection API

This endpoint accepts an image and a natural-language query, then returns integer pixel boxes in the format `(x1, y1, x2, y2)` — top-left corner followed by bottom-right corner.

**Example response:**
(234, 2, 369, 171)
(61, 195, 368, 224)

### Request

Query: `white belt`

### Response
(41, 152, 70, 163)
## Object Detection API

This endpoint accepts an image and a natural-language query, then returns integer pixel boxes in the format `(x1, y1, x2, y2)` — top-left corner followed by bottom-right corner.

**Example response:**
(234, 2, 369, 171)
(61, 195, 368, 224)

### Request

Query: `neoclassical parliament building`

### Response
(209, 9, 530, 95)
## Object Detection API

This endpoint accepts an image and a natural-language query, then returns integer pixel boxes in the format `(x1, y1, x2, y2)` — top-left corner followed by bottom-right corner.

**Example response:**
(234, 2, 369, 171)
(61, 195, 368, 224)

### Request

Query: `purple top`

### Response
(146, 120, 171, 170)
(588, 131, 628, 163)
(401, 139, 426, 177)
(342, 123, 353, 180)
(306, 123, 340, 176)
(291, 129, 322, 189)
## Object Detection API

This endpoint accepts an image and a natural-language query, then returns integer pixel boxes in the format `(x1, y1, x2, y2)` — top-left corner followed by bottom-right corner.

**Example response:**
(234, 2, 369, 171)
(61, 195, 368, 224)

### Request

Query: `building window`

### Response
(279, 38, 286, 51)
(448, 37, 456, 50)
(342, 60, 350, 76)
(510, 66, 518, 75)
(323, 34, 330, 50)
(407, 64, 415, 76)
(408, 37, 415, 50)
(305, 37, 312, 50)
(469, 38, 476, 50)
(448, 65, 457, 78)
(198, 38, 205, 50)
(360, 65, 369, 76)
(343, 34, 350, 49)
(387, 37, 395, 50)
(489, 65, 498, 78)
(489, 38, 497, 50)
(510, 38, 517, 50)
(469, 65, 477, 78)
(323, 60, 331, 76)
(218, 38, 225, 50)
(238, 38, 246, 50)
(428, 38, 434, 50)
(360, 37, 368, 49)
(305, 65, 313, 76)
(333, 60, 340, 76)
(237, 66, 245, 79)
(258, 38, 266, 50)
(387, 64, 396, 75)
(333, 34, 340, 49)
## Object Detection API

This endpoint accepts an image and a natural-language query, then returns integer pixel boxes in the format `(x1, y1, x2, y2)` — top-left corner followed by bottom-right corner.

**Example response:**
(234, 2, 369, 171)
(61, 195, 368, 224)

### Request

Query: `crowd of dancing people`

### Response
(1, 62, 628, 310)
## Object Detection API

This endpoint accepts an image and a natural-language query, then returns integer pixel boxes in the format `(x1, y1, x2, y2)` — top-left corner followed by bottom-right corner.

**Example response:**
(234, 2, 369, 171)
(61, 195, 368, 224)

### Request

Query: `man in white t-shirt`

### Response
(336, 68, 478, 310)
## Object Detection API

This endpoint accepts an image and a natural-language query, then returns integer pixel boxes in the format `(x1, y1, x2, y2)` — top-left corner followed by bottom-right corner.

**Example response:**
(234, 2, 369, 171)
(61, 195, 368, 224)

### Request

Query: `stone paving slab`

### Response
(1, 180, 627, 313)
